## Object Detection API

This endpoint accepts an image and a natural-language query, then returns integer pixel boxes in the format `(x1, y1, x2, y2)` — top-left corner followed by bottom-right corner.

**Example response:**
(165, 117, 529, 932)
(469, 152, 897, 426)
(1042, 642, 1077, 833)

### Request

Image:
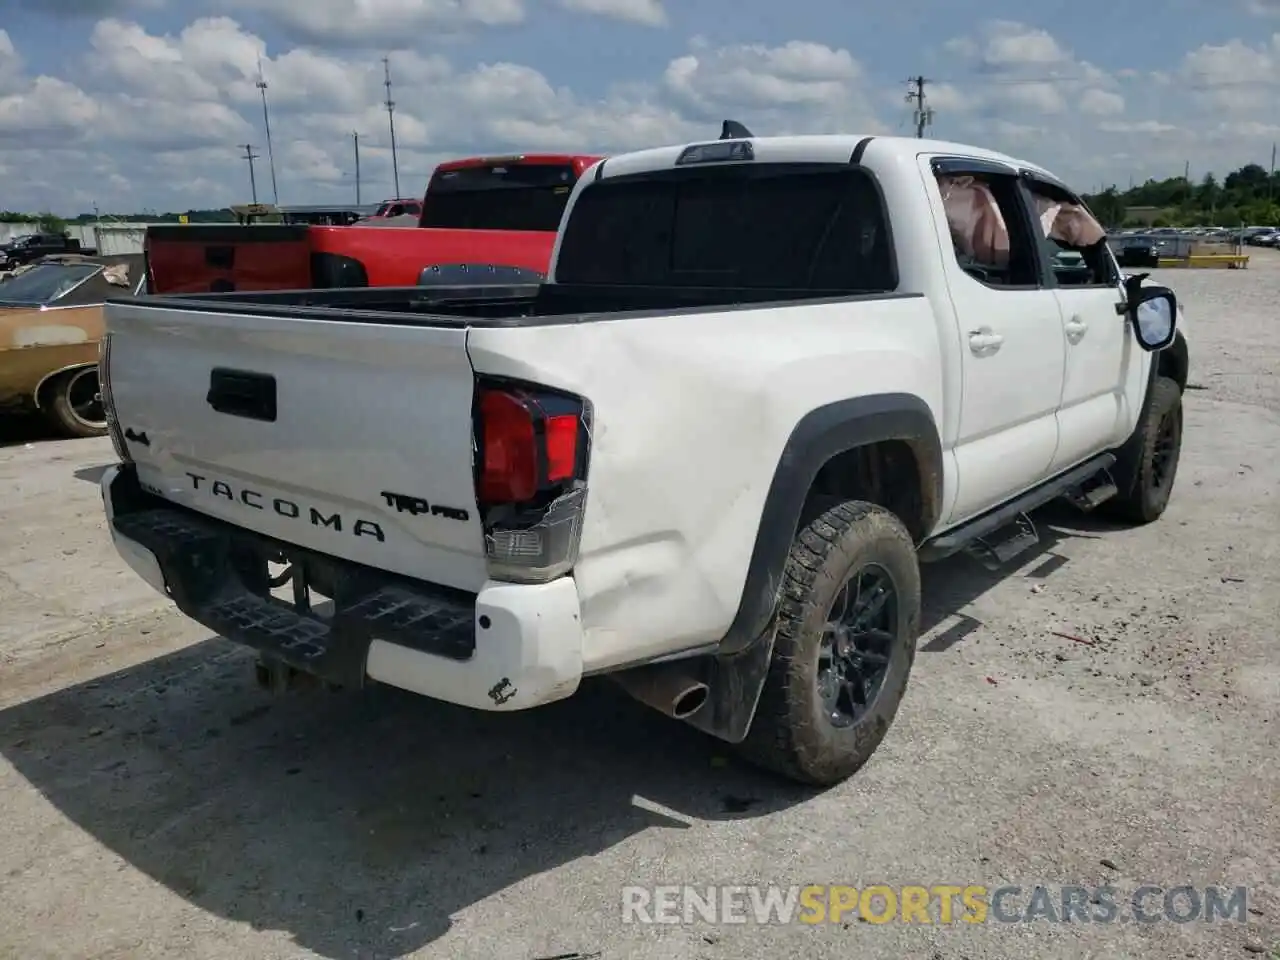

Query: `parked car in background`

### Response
(0, 253, 144, 437)
(1242, 227, 1279, 245)
(1114, 234, 1162, 267)
(356, 197, 424, 223)
(279, 204, 378, 226)
(0, 232, 98, 272)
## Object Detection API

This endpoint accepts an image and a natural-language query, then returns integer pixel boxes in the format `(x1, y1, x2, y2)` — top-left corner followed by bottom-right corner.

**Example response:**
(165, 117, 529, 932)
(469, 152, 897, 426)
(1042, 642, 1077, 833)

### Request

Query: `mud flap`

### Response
(679, 629, 778, 744)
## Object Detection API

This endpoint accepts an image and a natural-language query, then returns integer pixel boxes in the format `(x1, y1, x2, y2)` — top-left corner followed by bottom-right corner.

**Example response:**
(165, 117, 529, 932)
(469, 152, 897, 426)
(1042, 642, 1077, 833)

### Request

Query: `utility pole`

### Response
(905, 76, 933, 138)
(383, 56, 400, 197)
(1270, 142, 1276, 205)
(352, 131, 362, 205)
(240, 144, 260, 203)
(255, 56, 279, 205)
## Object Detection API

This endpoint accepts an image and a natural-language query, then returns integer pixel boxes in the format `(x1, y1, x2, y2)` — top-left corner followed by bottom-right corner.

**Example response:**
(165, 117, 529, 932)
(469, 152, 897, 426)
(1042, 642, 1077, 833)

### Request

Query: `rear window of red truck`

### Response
(420, 163, 577, 232)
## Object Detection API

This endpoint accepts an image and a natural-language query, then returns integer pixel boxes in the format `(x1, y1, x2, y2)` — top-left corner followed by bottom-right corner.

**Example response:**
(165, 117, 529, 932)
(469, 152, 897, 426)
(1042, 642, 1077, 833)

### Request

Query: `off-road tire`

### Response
(45, 367, 108, 439)
(737, 500, 921, 786)
(1101, 375, 1182, 525)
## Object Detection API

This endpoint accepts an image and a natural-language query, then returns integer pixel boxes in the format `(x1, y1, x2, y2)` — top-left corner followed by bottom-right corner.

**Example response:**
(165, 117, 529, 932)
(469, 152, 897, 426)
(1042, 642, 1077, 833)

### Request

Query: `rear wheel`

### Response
(737, 500, 921, 786)
(45, 367, 107, 439)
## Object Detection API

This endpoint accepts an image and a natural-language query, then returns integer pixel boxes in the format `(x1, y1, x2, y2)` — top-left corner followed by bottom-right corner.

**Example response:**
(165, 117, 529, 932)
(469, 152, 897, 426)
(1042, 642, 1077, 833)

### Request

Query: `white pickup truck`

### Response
(97, 131, 1189, 786)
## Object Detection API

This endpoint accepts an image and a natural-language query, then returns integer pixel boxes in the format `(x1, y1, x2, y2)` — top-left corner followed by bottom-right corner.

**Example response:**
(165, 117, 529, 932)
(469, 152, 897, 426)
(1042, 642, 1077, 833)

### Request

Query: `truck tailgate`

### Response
(103, 302, 489, 593)
(145, 225, 312, 294)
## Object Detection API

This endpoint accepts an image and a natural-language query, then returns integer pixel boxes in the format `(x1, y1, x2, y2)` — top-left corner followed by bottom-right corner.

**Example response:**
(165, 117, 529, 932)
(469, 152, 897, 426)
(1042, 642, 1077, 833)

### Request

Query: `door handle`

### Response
(968, 329, 1004, 353)
(1064, 317, 1088, 342)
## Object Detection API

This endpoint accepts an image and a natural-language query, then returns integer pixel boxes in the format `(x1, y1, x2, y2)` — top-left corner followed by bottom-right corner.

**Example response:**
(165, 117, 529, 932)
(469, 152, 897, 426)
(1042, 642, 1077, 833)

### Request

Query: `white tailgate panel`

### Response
(106, 304, 488, 593)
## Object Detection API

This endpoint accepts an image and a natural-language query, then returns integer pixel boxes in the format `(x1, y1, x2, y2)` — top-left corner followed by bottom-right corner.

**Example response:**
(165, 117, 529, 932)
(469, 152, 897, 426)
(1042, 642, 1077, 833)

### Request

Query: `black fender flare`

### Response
(1112, 329, 1189, 498)
(1157, 329, 1189, 392)
(717, 392, 944, 656)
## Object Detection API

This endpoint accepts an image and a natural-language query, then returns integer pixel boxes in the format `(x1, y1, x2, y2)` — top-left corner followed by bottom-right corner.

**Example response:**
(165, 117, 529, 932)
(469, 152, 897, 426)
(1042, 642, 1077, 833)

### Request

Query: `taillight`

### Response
(474, 380, 590, 583)
(98, 332, 132, 464)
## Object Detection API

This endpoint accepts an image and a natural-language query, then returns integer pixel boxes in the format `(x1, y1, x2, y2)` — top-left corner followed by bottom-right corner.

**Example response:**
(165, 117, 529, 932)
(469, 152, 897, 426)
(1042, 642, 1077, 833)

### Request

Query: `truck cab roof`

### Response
(435, 154, 604, 176)
(597, 133, 1057, 185)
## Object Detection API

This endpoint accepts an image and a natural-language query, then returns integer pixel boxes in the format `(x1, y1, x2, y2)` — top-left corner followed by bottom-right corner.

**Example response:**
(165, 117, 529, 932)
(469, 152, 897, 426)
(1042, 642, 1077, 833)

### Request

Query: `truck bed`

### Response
(115, 281, 918, 328)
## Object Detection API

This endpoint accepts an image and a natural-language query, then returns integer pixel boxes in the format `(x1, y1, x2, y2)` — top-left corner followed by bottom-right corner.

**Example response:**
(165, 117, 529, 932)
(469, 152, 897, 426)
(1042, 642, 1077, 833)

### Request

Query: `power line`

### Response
(905, 75, 934, 138)
(936, 70, 1263, 92)
(383, 56, 400, 198)
(239, 144, 260, 203)
(255, 56, 280, 206)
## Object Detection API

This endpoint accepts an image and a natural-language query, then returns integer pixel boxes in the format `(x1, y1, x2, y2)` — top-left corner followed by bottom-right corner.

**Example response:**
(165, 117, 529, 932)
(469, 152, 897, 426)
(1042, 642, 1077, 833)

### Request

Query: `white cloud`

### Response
(978, 20, 1071, 69)
(927, 18, 1280, 185)
(915, 81, 971, 113)
(1079, 87, 1125, 116)
(1, 14, 1279, 213)
(0, 76, 100, 144)
(662, 40, 877, 137)
(0, 29, 24, 95)
(228, 0, 526, 47)
(1000, 81, 1067, 114)
(1179, 34, 1280, 113)
(558, 0, 665, 26)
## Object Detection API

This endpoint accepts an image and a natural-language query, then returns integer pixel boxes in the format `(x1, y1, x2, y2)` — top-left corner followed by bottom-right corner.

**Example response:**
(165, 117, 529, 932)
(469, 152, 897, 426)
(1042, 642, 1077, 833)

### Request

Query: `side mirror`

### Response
(1127, 284, 1177, 351)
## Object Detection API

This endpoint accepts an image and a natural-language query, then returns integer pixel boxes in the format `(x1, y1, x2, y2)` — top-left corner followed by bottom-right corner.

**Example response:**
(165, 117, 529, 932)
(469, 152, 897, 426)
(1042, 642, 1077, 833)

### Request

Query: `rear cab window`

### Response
(421, 163, 577, 231)
(554, 163, 897, 294)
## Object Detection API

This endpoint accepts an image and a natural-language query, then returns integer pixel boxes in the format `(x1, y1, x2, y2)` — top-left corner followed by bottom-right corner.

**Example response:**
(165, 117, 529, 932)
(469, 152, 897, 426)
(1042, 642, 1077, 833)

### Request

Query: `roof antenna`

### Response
(719, 119, 754, 140)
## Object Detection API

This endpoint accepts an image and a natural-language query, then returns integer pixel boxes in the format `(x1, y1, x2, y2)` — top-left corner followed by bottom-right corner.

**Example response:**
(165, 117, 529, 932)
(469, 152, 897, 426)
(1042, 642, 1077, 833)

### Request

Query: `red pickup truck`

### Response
(144, 152, 603, 294)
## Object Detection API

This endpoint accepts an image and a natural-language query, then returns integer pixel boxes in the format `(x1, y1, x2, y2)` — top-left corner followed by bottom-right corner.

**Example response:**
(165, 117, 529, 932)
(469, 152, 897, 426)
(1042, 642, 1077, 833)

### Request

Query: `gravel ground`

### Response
(1, 254, 1278, 960)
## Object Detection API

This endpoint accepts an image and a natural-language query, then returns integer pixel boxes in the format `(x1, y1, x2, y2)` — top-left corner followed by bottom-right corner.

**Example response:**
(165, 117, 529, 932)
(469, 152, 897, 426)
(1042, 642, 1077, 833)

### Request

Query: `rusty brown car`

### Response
(0, 253, 144, 438)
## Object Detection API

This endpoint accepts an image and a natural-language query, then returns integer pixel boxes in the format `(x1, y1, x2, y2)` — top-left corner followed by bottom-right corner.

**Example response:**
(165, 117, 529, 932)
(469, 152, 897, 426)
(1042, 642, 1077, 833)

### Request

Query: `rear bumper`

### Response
(100, 463, 584, 710)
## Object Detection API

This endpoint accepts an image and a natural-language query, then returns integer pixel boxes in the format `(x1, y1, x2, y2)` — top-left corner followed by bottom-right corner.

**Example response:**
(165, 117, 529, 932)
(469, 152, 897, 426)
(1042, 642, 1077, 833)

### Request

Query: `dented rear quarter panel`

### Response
(0, 305, 103, 408)
(466, 297, 944, 673)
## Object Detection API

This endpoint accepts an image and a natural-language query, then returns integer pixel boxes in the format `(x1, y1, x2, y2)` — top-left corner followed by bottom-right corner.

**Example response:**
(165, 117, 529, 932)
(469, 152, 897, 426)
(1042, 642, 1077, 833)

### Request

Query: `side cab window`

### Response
(933, 166, 1039, 289)
(1021, 177, 1118, 287)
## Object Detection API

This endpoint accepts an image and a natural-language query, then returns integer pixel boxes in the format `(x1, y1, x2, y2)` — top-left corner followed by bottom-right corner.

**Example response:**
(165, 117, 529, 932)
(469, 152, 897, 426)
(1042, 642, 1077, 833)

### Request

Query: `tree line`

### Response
(1082, 162, 1280, 228)
(5, 159, 1279, 232)
(0, 209, 241, 232)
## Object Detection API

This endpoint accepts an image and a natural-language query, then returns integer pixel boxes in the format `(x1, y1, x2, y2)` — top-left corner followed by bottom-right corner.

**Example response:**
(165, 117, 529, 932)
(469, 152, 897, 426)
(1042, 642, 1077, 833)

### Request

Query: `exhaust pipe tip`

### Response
(671, 682, 710, 719)
(611, 661, 710, 720)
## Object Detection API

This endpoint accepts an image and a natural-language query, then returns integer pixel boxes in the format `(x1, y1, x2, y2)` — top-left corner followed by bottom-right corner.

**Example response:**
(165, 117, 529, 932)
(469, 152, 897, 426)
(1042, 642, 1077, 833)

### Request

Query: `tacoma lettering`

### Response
(186, 472, 385, 541)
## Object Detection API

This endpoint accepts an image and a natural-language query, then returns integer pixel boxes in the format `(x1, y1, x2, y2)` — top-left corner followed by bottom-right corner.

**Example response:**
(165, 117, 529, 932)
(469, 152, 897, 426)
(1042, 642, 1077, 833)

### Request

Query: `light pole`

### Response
(240, 144, 260, 203)
(352, 131, 361, 205)
(252, 58, 277, 204)
(384, 56, 400, 197)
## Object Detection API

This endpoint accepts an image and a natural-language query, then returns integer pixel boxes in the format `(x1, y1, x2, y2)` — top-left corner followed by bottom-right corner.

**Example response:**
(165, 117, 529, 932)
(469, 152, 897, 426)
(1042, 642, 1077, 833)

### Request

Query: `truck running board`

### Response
(965, 512, 1039, 571)
(1064, 467, 1119, 512)
(918, 453, 1117, 566)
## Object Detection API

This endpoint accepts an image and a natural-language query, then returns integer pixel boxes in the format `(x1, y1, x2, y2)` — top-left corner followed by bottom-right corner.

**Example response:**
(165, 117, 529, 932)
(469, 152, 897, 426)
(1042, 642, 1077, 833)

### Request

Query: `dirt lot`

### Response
(1, 257, 1278, 960)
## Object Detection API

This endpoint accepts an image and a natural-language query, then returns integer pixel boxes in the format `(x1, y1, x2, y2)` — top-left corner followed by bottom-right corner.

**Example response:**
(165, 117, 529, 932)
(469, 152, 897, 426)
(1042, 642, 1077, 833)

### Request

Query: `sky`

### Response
(0, 0, 1278, 214)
